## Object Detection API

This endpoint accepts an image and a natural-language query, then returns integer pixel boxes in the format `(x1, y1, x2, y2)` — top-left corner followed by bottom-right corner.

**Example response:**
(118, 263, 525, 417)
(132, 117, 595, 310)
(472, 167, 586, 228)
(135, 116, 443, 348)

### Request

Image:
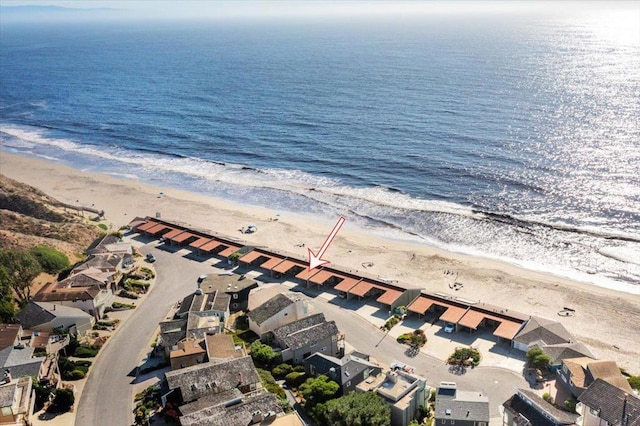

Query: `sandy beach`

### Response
(2, 151, 639, 374)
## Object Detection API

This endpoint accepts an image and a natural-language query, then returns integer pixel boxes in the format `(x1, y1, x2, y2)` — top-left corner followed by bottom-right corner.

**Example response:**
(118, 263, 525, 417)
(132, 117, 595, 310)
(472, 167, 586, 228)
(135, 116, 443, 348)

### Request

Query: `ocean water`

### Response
(1, 7, 639, 293)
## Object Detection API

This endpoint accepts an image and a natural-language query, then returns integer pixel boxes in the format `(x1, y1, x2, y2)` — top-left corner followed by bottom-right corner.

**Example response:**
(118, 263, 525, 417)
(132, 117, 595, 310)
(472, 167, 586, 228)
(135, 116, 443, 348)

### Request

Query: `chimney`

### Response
(466, 411, 470, 417)
(3, 370, 11, 384)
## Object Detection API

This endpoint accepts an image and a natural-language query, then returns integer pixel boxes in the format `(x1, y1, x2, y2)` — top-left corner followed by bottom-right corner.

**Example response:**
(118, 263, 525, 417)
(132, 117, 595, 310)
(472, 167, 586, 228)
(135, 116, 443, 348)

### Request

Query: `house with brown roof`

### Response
(170, 334, 245, 371)
(32, 281, 113, 320)
(204, 334, 244, 362)
(558, 357, 632, 399)
(271, 313, 341, 364)
(160, 290, 231, 358)
(248, 292, 313, 338)
(577, 378, 640, 426)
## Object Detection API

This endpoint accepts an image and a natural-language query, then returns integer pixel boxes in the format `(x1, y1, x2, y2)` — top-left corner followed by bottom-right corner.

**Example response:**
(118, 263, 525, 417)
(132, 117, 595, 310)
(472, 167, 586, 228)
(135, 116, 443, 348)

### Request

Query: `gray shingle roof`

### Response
(305, 351, 379, 386)
(435, 385, 490, 422)
(248, 293, 294, 325)
(273, 313, 339, 351)
(165, 356, 260, 402)
(503, 389, 578, 426)
(578, 379, 640, 426)
(514, 316, 573, 346)
(15, 302, 55, 329)
(179, 388, 243, 416)
(179, 392, 283, 426)
(542, 342, 595, 365)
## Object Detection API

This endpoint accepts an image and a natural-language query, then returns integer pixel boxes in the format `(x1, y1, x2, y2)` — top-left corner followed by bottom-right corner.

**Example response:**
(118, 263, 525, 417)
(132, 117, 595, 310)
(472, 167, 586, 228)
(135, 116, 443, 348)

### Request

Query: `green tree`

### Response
(299, 375, 339, 409)
(526, 347, 551, 370)
(250, 341, 281, 367)
(627, 376, 640, 391)
(313, 391, 391, 426)
(29, 245, 70, 275)
(272, 363, 293, 379)
(49, 388, 75, 412)
(0, 249, 42, 304)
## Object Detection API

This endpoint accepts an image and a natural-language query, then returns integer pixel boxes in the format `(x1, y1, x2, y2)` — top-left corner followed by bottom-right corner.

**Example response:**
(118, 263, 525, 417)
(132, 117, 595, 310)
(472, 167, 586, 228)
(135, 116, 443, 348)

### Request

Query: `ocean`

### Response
(1, 6, 639, 293)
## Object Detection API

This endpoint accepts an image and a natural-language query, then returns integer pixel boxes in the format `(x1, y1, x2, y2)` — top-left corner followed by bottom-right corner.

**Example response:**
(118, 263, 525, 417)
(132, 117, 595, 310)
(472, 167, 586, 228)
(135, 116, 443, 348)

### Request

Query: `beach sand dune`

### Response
(2, 152, 639, 374)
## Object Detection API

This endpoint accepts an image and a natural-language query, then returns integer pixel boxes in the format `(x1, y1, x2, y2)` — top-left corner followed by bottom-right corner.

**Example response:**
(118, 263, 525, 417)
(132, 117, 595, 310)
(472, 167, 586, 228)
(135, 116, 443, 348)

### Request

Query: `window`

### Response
(346, 381, 351, 387)
(321, 346, 327, 352)
(233, 294, 238, 299)
(232, 303, 238, 309)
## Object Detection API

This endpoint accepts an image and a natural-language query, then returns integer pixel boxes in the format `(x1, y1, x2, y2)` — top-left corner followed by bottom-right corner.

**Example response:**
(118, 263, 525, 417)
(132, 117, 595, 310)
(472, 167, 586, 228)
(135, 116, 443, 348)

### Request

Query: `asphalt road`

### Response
(77, 238, 528, 425)
(305, 294, 529, 419)
(75, 240, 213, 426)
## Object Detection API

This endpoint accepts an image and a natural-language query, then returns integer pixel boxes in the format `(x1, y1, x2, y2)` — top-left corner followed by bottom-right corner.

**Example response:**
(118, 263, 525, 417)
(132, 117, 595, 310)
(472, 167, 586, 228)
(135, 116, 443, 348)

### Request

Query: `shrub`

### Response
(258, 369, 286, 399)
(564, 397, 577, 413)
(447, 347, 481, 367)
(74, 346, 99, 358)
(285, 371, 307, 388)
(250, 341, 281, 368)
(119, 289, 139, 299)
(628, 375, 640, 390)
(62, 369, 86, 380)
(30, 245, 70, 274)
(272, 363, 293, 379)
(397, 333, 412, 344)
(112, 301, 135, 310)
(49, 388, 75, 412)
(382, 315, 401, 331)
(98, 223, 108, 230)
(543, 392, 553, 403)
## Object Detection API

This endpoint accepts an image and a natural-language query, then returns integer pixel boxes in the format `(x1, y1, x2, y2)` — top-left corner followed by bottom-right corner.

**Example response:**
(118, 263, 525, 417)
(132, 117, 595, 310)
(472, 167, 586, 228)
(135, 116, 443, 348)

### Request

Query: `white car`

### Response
(444, 323, 455, 333)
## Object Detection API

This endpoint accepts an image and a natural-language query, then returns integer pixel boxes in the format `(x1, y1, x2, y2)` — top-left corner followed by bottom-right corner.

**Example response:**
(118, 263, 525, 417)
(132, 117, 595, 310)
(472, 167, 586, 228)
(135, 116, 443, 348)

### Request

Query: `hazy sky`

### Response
(1, 1, 637, 22)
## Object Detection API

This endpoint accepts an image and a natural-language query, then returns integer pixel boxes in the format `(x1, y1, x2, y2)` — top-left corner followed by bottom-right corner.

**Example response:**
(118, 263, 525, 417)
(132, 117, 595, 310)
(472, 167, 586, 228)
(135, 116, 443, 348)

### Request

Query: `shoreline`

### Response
(2, 151, 639, 374)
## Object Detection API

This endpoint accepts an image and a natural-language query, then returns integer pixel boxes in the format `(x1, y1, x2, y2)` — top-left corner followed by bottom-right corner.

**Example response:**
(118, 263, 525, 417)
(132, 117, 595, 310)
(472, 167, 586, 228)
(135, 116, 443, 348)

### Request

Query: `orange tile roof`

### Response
(376, 288, 403, 306)
(493, 319, 524, 340)
(408, 297, 435, 314)
(163, 228, 184, 240)
(137, 221, 158, 232)
(439, 305, 468, 324)
(218, 245, 241, 257)
(171, 232, 196, 243)
(273, 259, 305, 274)
(199, 240, 224, 252)
(349, 281, 374, 297)
(295, 268, 319, 281)
(240, 251, 271, 264)
(458, 310, 485, 329)
(148, 224, 175, 235)
(260, 256, 285, 270)
(308, 269, 336, 285)
(190, 237, 212, 248)
(334, 277, 360, 292)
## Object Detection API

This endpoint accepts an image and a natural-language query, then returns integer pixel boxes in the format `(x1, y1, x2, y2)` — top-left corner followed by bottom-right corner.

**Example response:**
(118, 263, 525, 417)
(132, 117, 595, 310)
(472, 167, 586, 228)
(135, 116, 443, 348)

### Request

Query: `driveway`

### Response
(299, 287, 529, 419)
(75, 239, 215, 426)
(77, 238, 530, 424)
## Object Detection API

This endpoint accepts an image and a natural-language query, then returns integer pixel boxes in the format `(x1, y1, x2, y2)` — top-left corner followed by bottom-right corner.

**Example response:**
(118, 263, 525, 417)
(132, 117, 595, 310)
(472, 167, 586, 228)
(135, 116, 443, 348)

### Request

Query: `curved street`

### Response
(75, 241, 213, 426)
(77, 238, 528, 425)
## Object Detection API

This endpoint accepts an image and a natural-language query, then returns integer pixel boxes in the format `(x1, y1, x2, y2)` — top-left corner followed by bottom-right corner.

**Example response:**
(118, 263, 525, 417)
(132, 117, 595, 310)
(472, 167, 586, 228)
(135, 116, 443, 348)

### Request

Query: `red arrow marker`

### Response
(308, 216, 346, 271)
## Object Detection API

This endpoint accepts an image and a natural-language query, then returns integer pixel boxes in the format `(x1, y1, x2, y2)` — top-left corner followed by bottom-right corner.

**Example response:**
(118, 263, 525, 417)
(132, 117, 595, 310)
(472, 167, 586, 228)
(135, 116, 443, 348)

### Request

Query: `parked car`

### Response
(443, 323, 455, 333)
(146, 253, 156, 263)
